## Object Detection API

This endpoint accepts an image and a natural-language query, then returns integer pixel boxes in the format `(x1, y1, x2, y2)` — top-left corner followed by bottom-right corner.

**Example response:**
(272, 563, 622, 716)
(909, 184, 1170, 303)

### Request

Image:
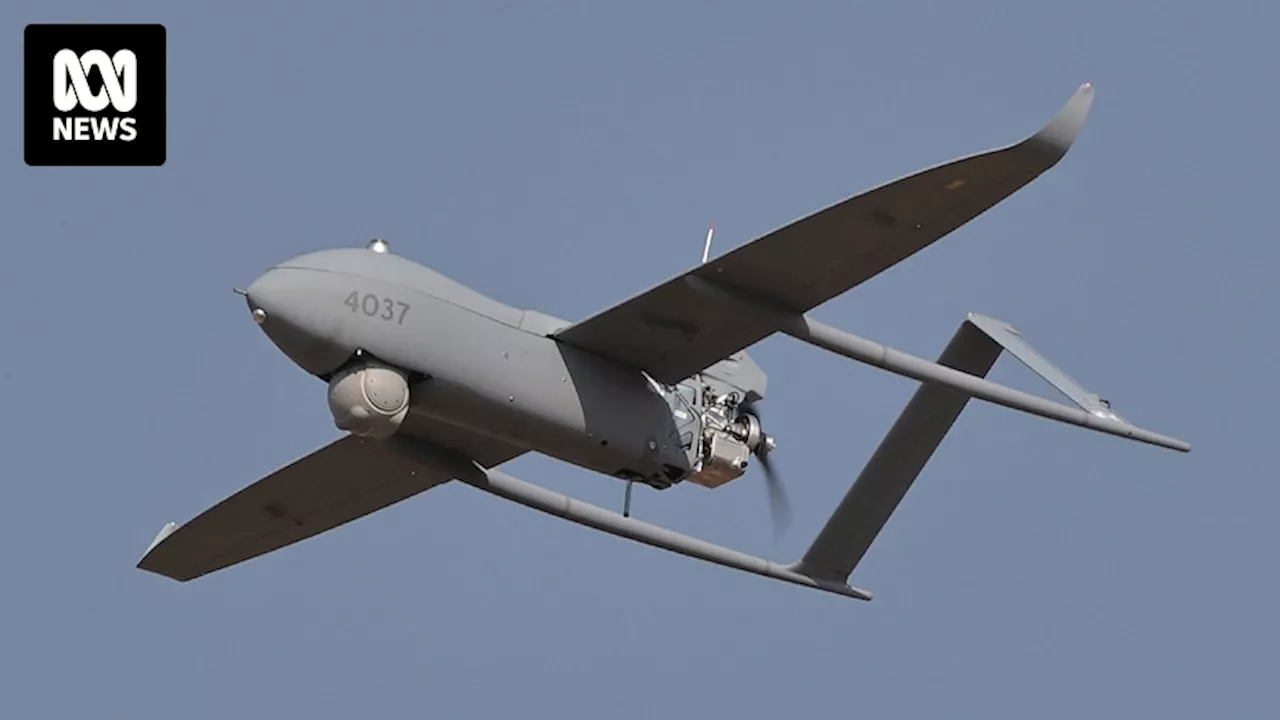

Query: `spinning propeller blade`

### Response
(741, 400, 792, 538)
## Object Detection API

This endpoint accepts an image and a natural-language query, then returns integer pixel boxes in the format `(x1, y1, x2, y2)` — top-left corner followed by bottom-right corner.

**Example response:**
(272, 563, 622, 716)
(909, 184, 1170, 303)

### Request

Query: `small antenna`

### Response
(701, 224, 715, 264)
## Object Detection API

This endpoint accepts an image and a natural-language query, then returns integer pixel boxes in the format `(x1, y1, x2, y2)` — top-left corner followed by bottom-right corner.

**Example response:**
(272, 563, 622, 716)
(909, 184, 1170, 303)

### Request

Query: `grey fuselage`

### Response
(243, 245, 764, 488)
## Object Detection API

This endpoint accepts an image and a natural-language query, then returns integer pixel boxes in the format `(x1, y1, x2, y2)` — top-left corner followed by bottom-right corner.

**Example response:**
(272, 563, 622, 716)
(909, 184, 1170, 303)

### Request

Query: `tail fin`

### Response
(787, 320, 1001, 585)
(786, 309, 1190, 593)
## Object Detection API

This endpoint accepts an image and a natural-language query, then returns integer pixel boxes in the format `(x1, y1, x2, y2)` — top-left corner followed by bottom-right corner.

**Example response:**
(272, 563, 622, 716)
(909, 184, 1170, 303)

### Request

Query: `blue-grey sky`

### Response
(2, 1, 1274, 717)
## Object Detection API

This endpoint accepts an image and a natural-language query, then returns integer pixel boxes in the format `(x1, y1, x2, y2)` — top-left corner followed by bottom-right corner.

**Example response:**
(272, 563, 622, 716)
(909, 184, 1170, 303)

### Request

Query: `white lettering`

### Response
(52, 116, 139, 142)
(91, 117, 119, 140)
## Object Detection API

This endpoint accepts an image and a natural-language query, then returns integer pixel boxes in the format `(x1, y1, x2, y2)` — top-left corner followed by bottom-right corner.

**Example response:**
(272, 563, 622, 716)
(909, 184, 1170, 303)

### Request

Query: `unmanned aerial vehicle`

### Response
(137, 83, 1189, 601)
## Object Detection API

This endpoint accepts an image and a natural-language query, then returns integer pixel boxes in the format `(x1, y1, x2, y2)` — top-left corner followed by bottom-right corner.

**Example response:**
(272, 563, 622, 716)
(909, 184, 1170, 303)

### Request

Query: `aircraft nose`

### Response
(243, 267, 353, 376)
(243, 271, 281, 328)
(243, 267, 282, 313)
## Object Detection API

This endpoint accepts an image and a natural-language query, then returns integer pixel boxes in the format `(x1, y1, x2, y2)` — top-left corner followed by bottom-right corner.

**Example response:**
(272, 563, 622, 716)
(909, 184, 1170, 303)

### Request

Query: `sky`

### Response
(1, 1, 1275, 717)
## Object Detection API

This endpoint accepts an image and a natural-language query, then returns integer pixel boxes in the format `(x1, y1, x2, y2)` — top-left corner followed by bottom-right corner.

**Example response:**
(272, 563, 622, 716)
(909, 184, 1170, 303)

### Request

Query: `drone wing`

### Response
(554, 83, 1094, 385)
(138, 426, 872, 600)
(137, 418, 527, 582)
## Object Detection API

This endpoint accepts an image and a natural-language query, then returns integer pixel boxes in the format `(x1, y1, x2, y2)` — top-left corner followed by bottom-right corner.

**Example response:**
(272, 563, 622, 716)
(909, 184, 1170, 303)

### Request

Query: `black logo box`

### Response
(24, 23, 166, 167)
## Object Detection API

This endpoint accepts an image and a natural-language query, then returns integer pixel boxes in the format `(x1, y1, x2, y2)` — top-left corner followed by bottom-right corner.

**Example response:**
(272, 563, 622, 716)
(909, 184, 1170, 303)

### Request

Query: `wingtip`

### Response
(1022, 82, 1095, 164)
(143, 521, 179, 556)
(136, 521, 183, 577)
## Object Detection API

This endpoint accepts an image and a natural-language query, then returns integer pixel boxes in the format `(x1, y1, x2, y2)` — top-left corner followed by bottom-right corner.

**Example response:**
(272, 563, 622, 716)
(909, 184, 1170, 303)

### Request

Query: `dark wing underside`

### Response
(137, 417, 528, 582)
(553, 84, 1094, 384)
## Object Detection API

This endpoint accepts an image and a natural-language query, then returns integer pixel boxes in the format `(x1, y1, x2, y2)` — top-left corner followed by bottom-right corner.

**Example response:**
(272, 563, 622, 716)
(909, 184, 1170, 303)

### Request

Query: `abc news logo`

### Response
(25, 24, 166, 166)
(53, 49, 139, 142)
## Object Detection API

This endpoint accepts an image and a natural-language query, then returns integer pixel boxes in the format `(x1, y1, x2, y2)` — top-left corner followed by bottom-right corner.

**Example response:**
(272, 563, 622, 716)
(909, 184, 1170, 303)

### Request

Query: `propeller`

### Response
(738, 400, 792, 539)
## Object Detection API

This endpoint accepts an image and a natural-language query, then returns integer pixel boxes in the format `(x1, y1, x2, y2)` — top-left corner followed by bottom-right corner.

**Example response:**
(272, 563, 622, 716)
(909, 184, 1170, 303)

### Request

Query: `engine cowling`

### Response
(327, 360, 410, 438)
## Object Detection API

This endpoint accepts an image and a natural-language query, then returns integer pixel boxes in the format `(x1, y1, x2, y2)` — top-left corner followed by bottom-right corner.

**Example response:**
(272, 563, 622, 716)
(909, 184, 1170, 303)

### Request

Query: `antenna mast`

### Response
(701, 224, 715, 264)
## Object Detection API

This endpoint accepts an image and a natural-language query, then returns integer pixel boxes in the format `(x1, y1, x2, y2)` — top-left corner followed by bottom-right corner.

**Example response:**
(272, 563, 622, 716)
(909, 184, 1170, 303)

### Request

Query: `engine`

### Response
(327, 360, 411, 438)
(684, 391, 775, 489)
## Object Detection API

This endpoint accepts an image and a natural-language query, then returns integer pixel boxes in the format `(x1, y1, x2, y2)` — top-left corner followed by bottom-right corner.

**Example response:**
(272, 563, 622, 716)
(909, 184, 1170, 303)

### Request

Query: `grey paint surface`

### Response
(552, 83, 1095, 385)
(138, 82, 1186, 600)
(138, 435, 453, 581)
(793, 319, 1005, 582)
(243, 256, 693, 481)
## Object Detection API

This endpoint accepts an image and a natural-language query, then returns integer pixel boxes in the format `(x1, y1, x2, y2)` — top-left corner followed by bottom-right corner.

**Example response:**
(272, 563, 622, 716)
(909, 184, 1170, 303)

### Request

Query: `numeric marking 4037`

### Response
(344, 291, 410, 324)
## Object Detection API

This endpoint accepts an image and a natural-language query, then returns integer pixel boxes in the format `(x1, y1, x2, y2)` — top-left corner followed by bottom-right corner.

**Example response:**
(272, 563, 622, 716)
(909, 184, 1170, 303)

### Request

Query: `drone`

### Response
(137, 83, 1189, 602)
